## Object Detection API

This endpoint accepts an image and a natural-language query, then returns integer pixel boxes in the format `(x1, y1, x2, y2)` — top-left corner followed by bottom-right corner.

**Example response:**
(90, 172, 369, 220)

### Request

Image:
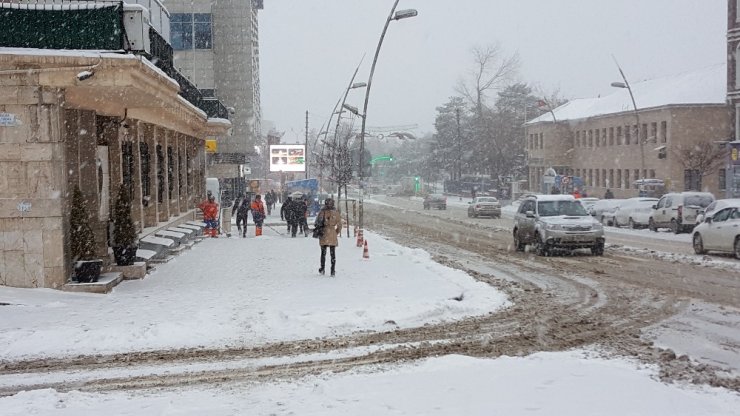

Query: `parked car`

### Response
(467, 197, 501, 218)
(695, 198, 740, 225)
(692, 201, 740, 259)
(512, 195, 605, 256)
(423, 193, 447, 210)
(613, 198, 660, 228)
(648, 192, 715, 234)
(589, 199, 625, 225)
(577, 197, 600, 213)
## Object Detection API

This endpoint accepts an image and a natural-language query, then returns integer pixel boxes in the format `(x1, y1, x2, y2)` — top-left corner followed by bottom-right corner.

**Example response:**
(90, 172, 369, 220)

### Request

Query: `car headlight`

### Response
(592, 222, 603, 230)
(546, 223, 563, 230)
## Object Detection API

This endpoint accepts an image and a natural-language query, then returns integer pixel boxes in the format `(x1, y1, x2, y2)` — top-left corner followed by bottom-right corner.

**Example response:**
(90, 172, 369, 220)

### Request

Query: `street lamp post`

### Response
(357, 0, 417, 235)
(611, 60, 645, 190)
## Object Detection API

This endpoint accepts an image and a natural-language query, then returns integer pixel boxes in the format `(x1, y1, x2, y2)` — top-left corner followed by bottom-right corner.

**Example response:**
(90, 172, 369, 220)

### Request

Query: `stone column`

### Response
(142, 122, 158, 227)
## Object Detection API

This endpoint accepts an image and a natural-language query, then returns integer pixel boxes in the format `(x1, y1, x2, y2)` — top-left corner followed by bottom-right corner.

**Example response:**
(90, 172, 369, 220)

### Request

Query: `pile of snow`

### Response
(2, 350, 738, 415)
(0, 230, 509, 360)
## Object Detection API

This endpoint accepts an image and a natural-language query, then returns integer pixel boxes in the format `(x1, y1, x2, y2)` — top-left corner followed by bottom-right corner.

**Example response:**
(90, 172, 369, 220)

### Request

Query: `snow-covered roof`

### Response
(527, 63, 727, 125)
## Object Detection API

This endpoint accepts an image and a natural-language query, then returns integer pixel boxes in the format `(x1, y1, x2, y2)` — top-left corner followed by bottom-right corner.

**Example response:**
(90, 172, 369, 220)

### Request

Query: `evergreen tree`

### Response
(113, 183, 137, 248)
(70, 185, 96, 261)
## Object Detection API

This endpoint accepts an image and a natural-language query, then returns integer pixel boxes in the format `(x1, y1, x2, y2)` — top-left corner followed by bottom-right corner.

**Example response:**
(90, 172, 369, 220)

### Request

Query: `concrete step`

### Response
(154, 230, 185, 245)
(62, 272, 123, 294)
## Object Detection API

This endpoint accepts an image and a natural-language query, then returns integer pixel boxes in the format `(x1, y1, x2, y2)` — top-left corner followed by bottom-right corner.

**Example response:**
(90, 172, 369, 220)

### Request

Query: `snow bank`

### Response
(2, 350, 738, 415)
(0, 230, 509, 360)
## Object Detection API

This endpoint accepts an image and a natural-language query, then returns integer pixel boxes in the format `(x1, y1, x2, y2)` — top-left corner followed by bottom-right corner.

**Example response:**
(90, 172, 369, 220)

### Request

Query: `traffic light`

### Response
(389, 154, 394, 162)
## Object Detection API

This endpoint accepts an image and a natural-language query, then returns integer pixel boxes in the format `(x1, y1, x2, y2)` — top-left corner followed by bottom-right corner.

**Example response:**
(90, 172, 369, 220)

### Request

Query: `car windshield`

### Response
(537, 200, 589, 217)
(478, 197, 497, 203)
(685, 195, 713, 208)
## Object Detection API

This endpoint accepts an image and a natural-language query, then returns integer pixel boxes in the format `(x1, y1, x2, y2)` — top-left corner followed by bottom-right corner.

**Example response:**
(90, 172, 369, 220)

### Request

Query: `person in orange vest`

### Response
(198, 195, 220, 238)
(251, 194, 266, 236)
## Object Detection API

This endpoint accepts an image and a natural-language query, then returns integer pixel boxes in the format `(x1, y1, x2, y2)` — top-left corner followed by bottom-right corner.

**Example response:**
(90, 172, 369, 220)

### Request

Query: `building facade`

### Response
(165, 0, 263, 187)
(526, 65, 731, 199)
(726, 0, 740, 197)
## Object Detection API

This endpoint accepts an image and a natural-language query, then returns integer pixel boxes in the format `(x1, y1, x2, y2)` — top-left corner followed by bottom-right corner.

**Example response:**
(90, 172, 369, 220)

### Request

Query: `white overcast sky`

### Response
(259, 0, 726, 141)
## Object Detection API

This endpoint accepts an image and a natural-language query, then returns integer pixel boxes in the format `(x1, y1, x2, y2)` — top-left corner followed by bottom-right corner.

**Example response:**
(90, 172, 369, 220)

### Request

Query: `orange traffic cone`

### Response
(362, 240, 369, 259)
(356, 229, 364, 247)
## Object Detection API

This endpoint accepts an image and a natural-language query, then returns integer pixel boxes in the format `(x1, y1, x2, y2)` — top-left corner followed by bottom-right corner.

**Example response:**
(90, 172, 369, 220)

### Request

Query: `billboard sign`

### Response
(269, 144, 305, 172)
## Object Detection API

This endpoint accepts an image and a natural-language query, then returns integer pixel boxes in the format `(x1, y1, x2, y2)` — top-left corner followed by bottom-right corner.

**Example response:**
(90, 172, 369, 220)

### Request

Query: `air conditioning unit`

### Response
(123, 4, 151, 54)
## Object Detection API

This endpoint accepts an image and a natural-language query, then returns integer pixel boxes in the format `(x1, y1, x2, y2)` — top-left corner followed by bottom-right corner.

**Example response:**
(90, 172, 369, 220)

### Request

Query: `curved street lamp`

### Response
(611, 58, 646, 187)
(357, 0, 417, 234)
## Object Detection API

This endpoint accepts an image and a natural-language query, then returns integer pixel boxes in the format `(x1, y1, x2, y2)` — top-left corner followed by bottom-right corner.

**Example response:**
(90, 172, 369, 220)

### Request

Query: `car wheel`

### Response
(600, 215, 606, 225)
(535, 233, 549, 256)
(735, 237, 740, 260)
(467, 210, 472, 218)
(693, 233, 707, 255)
(473, 212, 478, 218)
(629, 218, 637, 229)
(670, 219, 680, 234)
(591, 242, 604, 256)
(648, 218, 657, 232)
(513, 230, 525, 252)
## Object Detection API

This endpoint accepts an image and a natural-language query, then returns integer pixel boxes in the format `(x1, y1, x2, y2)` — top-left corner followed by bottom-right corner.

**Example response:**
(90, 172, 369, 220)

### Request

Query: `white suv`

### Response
(513, 195, 605, 256)
(648, 192, 715, 234)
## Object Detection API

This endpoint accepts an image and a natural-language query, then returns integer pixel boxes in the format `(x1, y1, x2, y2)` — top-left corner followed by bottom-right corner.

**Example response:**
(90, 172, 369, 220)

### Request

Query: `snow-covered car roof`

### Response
(528, 195, 576, 202)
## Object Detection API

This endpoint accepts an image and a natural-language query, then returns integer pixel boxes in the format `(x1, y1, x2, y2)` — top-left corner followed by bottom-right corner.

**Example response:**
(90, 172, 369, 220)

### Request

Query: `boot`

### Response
(318, 267, 325, 275)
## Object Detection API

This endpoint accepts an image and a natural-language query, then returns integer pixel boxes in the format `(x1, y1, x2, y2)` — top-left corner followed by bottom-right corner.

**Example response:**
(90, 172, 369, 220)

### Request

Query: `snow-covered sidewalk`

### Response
(0, 229, 509, 360)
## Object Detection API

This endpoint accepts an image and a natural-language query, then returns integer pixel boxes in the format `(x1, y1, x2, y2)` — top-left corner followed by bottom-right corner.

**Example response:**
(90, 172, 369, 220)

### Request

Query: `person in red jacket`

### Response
(199, 195, 220, 237)
(251, 194, 266, 236)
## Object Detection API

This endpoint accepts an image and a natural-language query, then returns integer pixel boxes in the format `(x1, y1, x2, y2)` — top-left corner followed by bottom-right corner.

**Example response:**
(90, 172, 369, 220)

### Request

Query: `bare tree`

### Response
(672, 142, 726, 190)
(455, 43, 520, 117)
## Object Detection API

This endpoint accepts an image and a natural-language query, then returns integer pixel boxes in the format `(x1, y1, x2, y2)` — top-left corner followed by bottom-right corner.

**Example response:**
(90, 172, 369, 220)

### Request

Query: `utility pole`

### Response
(456, 107, 462, 181)
(305, 110, 309, 179)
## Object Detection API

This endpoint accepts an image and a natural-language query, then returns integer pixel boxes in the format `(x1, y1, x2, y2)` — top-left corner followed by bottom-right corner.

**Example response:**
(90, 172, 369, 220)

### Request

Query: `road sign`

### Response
(205, 139, 217, 153)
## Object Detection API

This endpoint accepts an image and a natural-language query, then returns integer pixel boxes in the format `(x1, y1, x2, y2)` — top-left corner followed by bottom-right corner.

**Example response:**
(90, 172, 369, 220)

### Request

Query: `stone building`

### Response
(0, 1, 231, 289)
(526, 64, 731, 198)
(164, 0, 264, 198)
(725, 0, 740, 197)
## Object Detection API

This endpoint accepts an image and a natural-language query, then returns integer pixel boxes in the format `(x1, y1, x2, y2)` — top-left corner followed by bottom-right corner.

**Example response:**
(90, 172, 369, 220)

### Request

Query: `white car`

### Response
(695, 198, 740, 225)
(613, 198, 659, 228)
(589, 199, 624, 225)
(692, 201, 740, 259)
(577, 197, 600, 213)
(649, 192, 715, 234)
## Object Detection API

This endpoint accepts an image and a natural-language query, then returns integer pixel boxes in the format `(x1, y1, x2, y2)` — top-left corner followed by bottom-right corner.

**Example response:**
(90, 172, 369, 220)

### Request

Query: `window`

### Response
(609, 127, 614, 146)
(539, 133, 544, 149)
(194, 14, 212, 49)
(157, 144, 164, 203)
(575, 131, 580, 147)
(719, 168, 727, 191)
(609, 169, 614, 188)
(624, 169, 629, 189)
(122, 142, 134, 200)
(588, 169, 593, 186)
(633, 169, 639, 188)
(167, 146, 174, 200)
(649, 169, 655, 178)
(602, 128, 607, 146)
(576, 168, 581, 178)
(660, 121, 667, 143)
(178, 149, 184, 194)
(170, 13, 212, 50)
(140, 142, 150, 206)
(658, 147, 667, 159)
(602, 169, 606, 187)
(650, 122, 657, 143)
(171, 14, 193, 50)
(616, 126, 622, 145)
(596, 169, 600, 187)
(588, 130, 593, 147)
(712, 208, 732, 222)
(595, 129, 600, 147)
(684, 169, 701, 191)
(640, 124, 646, 144)
(616, 170, 621, 189)
(625, 126, 631, 145)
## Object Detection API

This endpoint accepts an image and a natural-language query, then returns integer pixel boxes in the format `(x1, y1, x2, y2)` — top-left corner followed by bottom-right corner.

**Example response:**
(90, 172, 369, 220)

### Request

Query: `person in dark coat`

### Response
(264, 192, 273, 216)
(316, 198, 342, 276)
(281, 196, 292, 233)
(284, 197, 303, 237)
(232, 194, 251, 238)
(604, 189, 614, 199)
(297, 196, 309, 237)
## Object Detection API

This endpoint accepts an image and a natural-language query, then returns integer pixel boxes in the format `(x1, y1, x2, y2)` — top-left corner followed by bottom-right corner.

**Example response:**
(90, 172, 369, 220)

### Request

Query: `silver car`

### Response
(513, 195, 605, 256)
(467, 197, 501, 218)
(692, 202, 740, 259)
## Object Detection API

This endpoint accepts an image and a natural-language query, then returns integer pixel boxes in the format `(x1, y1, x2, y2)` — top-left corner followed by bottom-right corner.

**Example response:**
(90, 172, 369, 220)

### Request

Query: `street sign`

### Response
(205, 139, 217, 153)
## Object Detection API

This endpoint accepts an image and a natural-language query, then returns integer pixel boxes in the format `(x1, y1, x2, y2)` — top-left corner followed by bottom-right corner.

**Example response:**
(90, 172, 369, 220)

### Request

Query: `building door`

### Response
(96, 146, 110, 222)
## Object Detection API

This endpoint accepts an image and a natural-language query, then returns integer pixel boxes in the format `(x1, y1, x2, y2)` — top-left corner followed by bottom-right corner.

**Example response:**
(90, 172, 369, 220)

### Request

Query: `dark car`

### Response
(423, 194, 447, 210)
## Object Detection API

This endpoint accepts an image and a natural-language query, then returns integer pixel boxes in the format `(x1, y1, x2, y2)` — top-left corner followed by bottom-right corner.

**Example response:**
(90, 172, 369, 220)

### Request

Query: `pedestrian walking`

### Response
(315, 198, 342, 276)
(265, 192, 273, 216)
(298, 196, 309, 237)
(232, 194, 251, 238)
(251, 194, 266, 237)
(285, 196, 302, 237)
(281, 196, 292, 233)
(199, 195, 220, 238)
(604, 189, 614, 199)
